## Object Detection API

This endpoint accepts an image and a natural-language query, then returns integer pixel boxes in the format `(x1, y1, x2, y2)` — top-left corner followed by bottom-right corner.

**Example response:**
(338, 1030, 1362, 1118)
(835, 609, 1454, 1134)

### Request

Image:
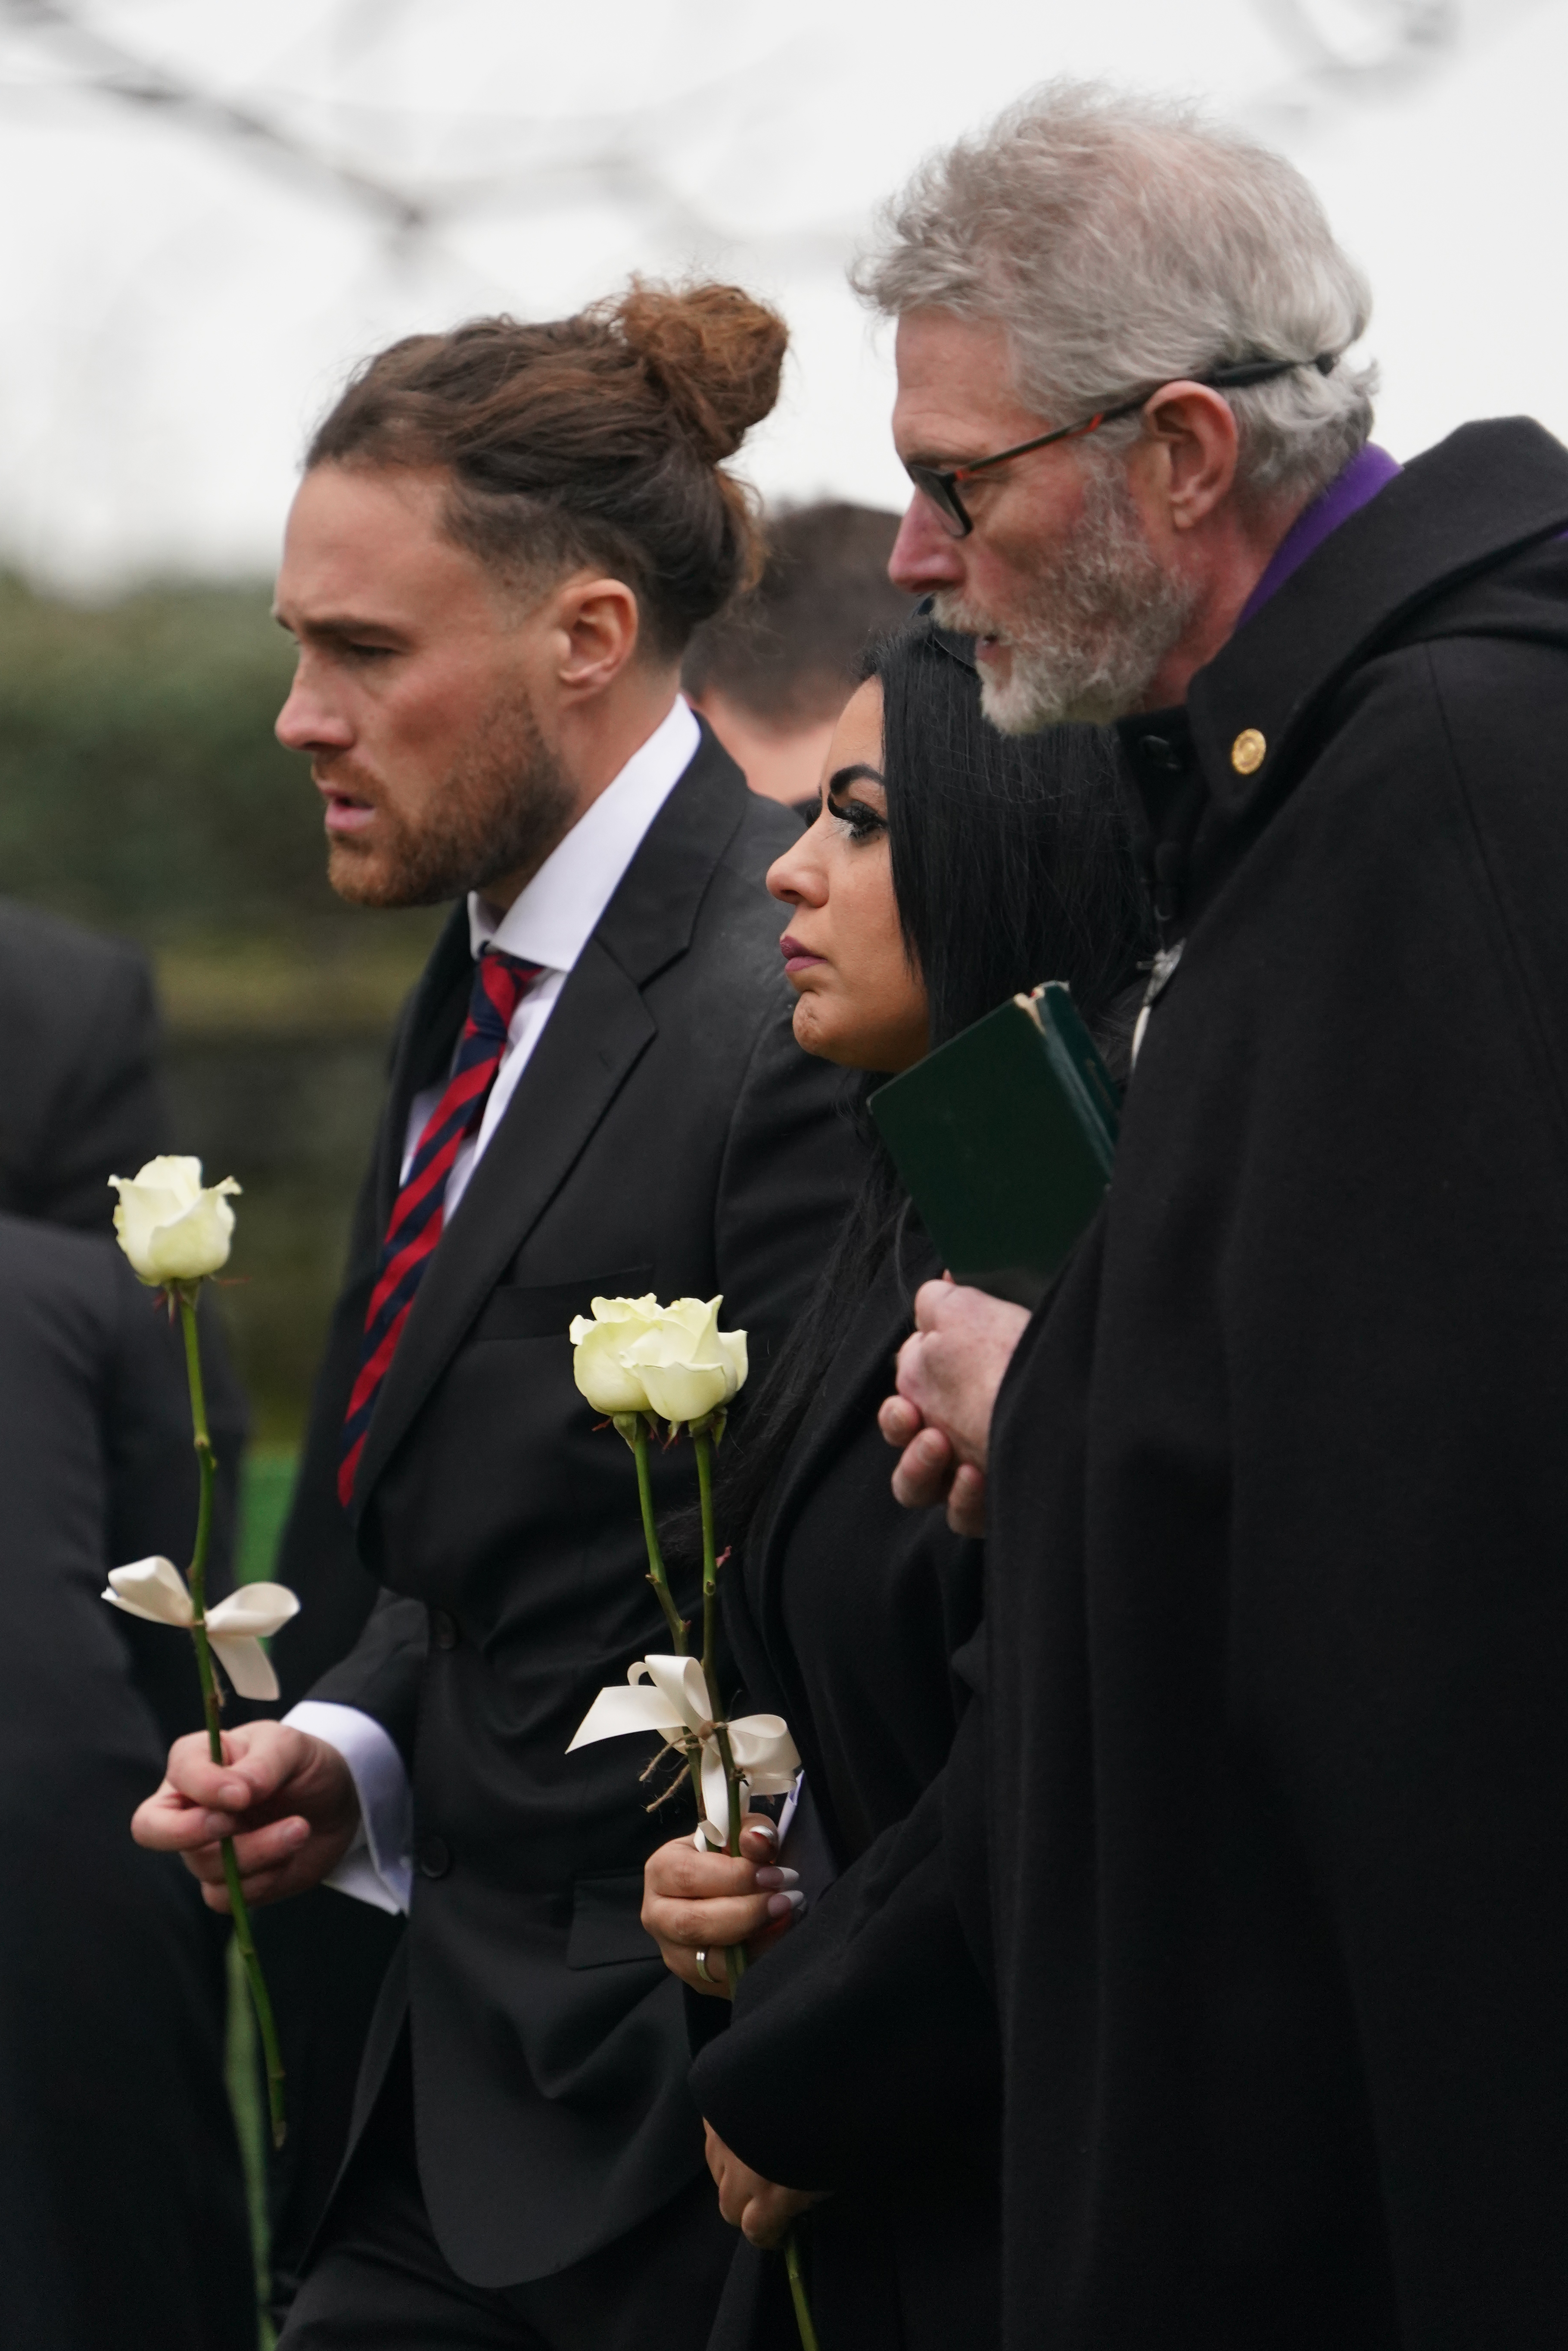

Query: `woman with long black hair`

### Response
(642, 614, 1151, 2349)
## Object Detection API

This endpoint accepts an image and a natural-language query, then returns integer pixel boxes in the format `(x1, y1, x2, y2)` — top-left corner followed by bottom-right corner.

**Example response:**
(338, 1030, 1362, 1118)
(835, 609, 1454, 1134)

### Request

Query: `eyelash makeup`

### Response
(827, 794, 887, 841)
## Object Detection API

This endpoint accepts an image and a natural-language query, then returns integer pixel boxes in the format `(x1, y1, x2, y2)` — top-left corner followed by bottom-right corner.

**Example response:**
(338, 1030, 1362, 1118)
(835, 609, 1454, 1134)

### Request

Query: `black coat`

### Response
(0, 898, 168, 1229)
(288, 727, 862, 2287)
(973, 418, 1568, 2349)
(691, 1240, 999, 2351)
(0, 1216, 253, 2350)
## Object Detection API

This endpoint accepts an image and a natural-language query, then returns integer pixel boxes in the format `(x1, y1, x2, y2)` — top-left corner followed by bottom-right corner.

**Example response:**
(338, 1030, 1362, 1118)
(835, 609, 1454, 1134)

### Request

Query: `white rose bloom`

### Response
(109, 1156, 241, 1286)
(569, 1294, 663, 1416)
(623, 1295, 747, 1427)
(103, 1555, 300, 1701)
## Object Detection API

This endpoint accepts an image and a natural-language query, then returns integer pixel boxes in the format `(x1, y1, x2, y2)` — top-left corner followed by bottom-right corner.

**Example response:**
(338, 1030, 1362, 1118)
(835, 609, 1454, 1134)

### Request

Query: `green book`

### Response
(868, 982, 1119, 1309)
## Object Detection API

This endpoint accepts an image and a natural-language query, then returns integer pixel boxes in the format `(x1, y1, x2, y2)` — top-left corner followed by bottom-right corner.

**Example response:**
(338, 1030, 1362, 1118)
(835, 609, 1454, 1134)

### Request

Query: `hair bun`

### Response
(613, 280, 787, 462)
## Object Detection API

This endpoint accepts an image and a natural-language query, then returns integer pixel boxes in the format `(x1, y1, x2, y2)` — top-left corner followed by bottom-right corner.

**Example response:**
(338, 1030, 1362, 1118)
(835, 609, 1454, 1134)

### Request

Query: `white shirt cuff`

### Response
(285, 1699, 413, 1916)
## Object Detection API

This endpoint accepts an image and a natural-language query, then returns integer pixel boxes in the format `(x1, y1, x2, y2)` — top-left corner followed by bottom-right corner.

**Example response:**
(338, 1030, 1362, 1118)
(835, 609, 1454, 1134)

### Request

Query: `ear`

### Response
(549, 574, 643, 698)
(1130, 384, 1241, 535)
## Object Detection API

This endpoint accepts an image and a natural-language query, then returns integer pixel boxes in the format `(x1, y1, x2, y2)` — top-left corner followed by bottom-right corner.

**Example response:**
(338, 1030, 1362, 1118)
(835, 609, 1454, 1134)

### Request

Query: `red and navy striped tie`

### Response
(338, 948, 541, 1506)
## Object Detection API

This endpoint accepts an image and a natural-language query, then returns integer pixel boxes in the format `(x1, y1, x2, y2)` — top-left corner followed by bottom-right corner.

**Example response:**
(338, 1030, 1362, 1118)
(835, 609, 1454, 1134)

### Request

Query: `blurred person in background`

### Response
(640, 615, 1149, 2351)
(0, 892, 246, 1746)
(0, 1211, 253, 2350)
(0, 887, 258, 2339)
(0, 898, 167, 1229)
(682, 501, 912, 813)
(132, 281, 862, 2351)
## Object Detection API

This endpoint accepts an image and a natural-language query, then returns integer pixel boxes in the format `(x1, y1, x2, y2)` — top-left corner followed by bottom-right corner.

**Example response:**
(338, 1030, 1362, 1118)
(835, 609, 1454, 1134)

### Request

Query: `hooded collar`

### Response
(1120, 418, 1568, 839)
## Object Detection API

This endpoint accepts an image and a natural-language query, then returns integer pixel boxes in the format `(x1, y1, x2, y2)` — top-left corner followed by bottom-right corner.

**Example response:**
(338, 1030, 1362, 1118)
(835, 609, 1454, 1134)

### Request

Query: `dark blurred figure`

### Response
(0, 895, 243, 1747)
(0, 1215, 254, 2349)
(0, 898, 166, 1227)
(683, 502, 913, 811)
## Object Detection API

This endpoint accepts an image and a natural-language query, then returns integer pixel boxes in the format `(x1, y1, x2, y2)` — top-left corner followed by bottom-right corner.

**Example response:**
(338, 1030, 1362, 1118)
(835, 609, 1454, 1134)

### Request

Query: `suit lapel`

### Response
(348, 725, 751, 1517)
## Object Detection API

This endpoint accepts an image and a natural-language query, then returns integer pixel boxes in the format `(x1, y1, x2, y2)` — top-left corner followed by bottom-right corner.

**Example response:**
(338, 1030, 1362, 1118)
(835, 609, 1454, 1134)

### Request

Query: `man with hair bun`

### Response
(692, 84, 1568, 2348)
(129, 281, 860, 2347)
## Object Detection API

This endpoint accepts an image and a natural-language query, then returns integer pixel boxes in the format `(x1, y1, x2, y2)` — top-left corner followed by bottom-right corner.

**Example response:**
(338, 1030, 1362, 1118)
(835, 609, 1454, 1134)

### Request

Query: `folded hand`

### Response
(704, 2123, 825, 2248)
(879, 1277, 1029, 1534)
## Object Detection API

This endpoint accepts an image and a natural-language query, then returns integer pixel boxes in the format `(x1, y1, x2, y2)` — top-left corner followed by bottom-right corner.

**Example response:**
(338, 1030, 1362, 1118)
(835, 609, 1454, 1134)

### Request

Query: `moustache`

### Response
(312, 757, 381, 803)
(930, 592, 1004, 641)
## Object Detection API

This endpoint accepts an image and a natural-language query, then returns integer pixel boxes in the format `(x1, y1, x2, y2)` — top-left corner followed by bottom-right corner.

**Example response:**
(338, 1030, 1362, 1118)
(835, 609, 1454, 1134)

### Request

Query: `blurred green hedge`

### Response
(0, 570, 327, 937)
(0, 571, 443, 1438)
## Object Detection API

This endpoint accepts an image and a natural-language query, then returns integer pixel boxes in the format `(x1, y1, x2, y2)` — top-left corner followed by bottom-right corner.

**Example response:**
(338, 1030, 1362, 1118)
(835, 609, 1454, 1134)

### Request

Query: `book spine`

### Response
(1014, 994, 1117, 1177)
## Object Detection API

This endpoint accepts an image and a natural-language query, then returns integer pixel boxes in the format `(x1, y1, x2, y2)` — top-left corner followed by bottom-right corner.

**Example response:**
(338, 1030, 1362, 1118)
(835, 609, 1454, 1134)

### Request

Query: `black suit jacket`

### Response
(283, 726, 860, 2286)
(0, 899, 168, 1228)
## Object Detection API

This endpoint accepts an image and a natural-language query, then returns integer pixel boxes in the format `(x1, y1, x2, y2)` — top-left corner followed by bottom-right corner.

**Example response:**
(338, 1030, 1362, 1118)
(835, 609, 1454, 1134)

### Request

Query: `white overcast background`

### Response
(0, 0, 1559, 591)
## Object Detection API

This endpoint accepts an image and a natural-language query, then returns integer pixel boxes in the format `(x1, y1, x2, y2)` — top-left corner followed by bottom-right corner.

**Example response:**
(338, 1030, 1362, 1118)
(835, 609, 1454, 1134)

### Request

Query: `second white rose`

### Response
(623, 1295, 747, 1426)
(569, 1294, 748, 1427)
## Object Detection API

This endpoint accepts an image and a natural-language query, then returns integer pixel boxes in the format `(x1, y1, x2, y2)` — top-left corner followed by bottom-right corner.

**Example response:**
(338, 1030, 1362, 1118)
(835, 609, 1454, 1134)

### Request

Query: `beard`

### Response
(325, 680, 574, 910)
(934, 455, 1198, 733)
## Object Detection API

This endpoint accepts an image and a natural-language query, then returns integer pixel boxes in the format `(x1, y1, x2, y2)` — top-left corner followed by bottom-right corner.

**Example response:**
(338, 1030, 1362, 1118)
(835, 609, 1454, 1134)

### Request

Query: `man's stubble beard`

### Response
(326, 680, 575, 910)
(934, 453, 1199, 734)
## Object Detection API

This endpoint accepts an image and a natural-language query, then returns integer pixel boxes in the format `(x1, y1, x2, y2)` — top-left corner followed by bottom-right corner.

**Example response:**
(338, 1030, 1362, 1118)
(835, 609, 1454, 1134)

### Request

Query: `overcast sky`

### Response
(0, 0, 1560, 589)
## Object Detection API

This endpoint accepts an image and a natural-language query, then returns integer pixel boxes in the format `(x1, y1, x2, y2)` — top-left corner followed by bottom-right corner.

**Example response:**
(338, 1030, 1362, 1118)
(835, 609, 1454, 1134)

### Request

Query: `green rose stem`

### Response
(177, 1287, 287, 2152)
(694, 1422, 720, 1688)
(784, 2229, 820, 2351)
(693, 1417, 753, 2011)
(618, 1411, 704, 1818)
(627, 1414, 686, 1653)
(694, 1425, 747, 1974)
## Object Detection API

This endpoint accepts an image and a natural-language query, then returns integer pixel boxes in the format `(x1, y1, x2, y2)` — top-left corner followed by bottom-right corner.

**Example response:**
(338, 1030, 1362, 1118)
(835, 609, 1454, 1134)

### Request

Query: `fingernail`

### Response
(753, 1867, 798, 1891)
(218, 1782, 248, 1808)
(765, 1890, 806, 1920)
(284, 1818, 309, 1846)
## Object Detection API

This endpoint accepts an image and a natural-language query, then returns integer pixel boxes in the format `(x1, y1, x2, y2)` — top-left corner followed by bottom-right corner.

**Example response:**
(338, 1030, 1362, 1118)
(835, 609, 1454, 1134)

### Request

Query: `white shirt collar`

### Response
(467, 695, 701, 968)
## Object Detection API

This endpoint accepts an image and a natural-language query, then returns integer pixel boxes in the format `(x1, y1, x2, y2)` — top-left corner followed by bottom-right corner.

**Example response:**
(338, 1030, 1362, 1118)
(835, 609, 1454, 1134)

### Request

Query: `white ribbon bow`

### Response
(567, 1653, 800, 1844)
(103, 1555, 300, 1702)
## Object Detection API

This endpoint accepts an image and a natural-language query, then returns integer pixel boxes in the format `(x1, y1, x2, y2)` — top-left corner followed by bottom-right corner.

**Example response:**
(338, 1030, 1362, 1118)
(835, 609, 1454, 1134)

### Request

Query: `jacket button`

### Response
(430, 1608, 458, 1650)
(416, 1835, 451, 1880)
(1231, 727, 1266, 775)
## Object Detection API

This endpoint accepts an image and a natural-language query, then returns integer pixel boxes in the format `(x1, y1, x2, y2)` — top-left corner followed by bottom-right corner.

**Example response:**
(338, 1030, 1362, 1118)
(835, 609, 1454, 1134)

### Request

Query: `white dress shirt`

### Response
(286, 695, 701, 1913)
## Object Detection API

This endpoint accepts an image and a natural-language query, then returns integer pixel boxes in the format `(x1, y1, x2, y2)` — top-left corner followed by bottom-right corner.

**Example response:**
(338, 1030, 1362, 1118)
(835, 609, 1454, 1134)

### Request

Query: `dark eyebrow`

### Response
(272, 609, 406, 643)
(827, 762, 886, 795)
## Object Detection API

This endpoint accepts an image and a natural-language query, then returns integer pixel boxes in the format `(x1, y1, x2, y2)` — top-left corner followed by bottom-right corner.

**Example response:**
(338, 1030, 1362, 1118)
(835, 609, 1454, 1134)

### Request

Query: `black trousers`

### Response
(281, 2030, 735, 2351)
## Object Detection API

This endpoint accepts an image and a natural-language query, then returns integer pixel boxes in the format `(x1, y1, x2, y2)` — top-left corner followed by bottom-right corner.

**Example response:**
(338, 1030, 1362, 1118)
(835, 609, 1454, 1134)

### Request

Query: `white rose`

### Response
(622, 1295, 747, 1428)
(109, 1156, 241, 1286)
(569, 1294, 662, 1416)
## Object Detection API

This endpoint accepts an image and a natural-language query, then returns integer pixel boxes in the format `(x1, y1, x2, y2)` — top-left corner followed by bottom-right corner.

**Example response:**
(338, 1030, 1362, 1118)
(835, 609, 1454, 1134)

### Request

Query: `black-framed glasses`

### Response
(903, 353, 1336, 538)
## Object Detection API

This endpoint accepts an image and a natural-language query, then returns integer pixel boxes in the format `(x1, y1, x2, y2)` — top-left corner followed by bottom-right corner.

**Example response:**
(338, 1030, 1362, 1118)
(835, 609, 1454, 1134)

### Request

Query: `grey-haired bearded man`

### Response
(668, 82, 1568, 2351)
